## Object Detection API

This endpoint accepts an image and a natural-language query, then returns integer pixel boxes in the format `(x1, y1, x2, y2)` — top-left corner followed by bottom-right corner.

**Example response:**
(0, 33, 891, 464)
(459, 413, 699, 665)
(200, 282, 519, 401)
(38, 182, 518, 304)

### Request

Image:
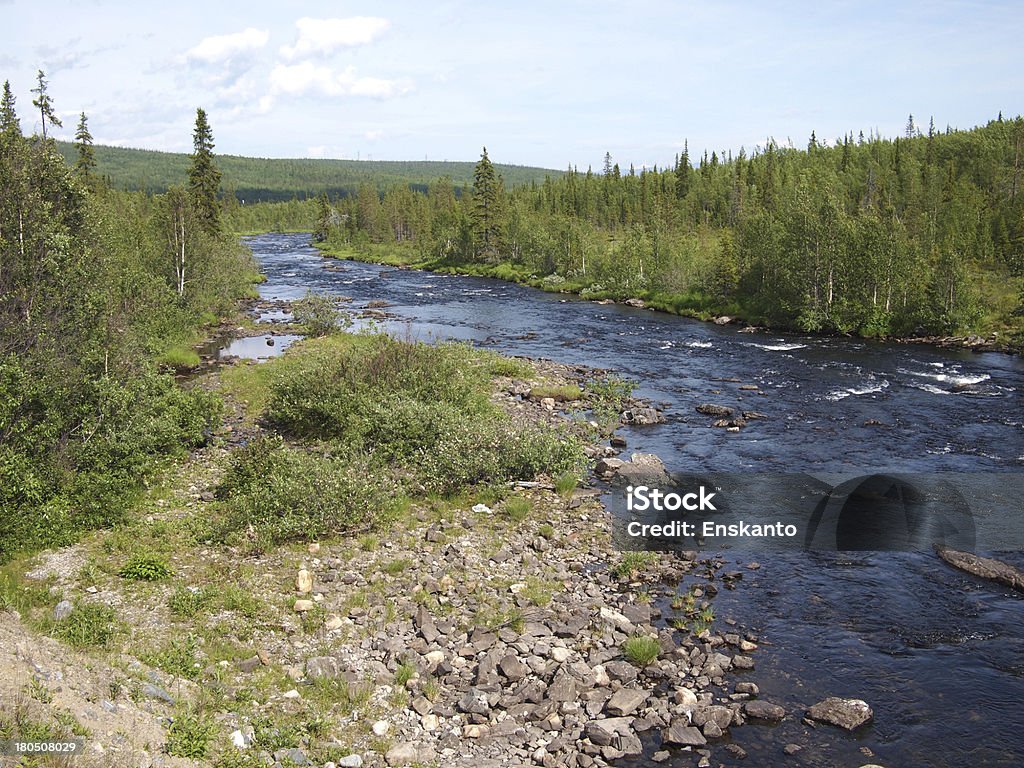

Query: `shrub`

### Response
(165, 705, 215, 759)
(216, 436, 399, 550)
(293, 291, 346, 337)
(119, 553, 173, 581)
(623, 635, 660, 667)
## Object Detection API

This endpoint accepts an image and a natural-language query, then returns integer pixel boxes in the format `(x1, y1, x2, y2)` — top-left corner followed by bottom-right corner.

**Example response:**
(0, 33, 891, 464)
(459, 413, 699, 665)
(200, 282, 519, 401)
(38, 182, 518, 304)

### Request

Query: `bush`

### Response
(119, 553, 173, 581)
(293, 291, 346, 337)
(166, 705, 215, 759)
(216, 436, 399, 550)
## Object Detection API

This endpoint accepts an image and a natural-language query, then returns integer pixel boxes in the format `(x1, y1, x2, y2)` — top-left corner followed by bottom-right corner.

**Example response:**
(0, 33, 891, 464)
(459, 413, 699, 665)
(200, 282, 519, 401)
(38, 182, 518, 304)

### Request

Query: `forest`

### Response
(1, 74, 257, 558)
(314, 118, 1024, 342)
(53, 140, 559, 203)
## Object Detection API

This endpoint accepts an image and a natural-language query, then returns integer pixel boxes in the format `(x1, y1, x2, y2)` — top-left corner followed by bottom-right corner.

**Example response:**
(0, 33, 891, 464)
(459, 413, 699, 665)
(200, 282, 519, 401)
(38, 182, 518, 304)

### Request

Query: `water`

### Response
(245, 233, 1024, 766)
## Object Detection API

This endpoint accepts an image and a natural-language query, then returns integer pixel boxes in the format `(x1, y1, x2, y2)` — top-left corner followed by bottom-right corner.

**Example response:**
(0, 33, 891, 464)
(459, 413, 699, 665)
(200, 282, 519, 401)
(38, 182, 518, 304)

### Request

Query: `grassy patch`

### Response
(503, 496, 532, 523)
(529, 384, 583, 401)
(166, 704, 216, 760)
(45, 602, 119, 649)
(623, 634, 661, 667)
(119, 552, 173, 581)
(610, 551, 659, 580)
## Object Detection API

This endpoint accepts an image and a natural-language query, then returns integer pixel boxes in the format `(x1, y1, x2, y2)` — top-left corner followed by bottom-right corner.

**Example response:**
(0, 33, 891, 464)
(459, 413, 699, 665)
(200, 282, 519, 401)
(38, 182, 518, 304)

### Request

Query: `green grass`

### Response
(503, 496, 532, 523)
(158, 344, 201, 369)
(554, 472, 579, 496)
(623, 635, 661, 667)
(529, 384, 583, 401)
(119, 552, 173, 581)
(610, 551, 659, 580)
(45, 602, 119, 649)
(166, 705, 216, 760)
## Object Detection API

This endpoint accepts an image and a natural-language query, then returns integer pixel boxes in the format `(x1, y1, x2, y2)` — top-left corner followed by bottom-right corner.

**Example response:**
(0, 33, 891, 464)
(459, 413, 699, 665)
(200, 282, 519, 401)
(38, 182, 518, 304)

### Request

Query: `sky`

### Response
(3, 0, 1023, 170)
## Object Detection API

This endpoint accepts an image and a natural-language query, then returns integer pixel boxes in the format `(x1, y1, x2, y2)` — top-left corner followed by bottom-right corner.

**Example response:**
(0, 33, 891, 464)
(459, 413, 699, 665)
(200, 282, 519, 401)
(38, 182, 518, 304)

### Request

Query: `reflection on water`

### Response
(217, 334, 301, 360)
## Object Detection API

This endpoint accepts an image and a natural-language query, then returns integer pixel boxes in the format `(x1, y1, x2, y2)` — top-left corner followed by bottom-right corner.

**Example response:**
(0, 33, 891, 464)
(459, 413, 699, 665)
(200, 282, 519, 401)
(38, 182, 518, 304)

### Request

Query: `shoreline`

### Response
(310, 238, 1018, 355)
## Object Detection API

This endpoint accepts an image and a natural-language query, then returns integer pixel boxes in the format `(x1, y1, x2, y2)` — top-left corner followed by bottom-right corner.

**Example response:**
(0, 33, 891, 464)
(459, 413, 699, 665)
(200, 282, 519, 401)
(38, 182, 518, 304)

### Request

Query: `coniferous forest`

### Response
(1, 75, 257, 557)
(314, 119, 1024, 341)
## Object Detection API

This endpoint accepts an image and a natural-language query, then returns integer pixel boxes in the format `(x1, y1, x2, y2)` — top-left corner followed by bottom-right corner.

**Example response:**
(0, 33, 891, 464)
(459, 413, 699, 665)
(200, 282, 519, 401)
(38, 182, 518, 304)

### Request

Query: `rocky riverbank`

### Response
(0, 302, 890, 768)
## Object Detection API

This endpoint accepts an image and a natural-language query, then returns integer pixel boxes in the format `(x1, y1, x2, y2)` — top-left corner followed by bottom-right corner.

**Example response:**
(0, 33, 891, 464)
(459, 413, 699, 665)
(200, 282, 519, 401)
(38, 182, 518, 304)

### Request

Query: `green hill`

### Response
(54, 142, 561, 202)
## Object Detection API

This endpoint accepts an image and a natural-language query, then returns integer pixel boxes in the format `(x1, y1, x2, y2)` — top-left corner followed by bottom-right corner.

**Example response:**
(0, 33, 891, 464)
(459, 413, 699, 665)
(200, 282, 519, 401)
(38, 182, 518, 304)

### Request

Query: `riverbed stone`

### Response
(744, 700, 785, 721)
(807, 697, 873, 730)
(662, 721, 707, 747)
(605, 687, 647, 716)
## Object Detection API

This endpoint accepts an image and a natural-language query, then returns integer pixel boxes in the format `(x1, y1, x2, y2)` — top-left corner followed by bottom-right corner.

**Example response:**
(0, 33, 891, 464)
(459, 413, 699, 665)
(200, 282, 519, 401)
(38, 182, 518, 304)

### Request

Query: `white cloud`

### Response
(280, 17, 390, 60)
(266, 62, 413, 105)
(186, 28, 269, 64)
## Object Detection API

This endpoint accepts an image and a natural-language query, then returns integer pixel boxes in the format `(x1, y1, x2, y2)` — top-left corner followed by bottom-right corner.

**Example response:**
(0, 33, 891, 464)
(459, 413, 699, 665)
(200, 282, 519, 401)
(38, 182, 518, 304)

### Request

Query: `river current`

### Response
(245, 233, 1024, 767)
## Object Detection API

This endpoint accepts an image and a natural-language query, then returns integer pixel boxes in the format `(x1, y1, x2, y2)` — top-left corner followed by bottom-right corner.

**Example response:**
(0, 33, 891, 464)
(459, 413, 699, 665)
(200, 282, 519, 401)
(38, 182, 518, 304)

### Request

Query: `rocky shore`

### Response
(0, 299, 887, 768)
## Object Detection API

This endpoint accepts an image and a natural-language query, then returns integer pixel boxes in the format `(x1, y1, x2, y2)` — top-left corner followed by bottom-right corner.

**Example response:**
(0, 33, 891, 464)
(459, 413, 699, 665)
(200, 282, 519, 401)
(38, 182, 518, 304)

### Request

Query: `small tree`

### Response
(30, 70, 62, 139)
(73, 112, 95, 179)
(1, 81, 20, 138)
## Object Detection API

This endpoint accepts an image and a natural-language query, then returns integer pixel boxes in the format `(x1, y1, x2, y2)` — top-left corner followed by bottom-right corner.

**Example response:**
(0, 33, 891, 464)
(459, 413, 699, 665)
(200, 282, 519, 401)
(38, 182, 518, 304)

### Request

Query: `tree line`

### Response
(316, 116, 1024, 340)
(1, 71, 255, 559)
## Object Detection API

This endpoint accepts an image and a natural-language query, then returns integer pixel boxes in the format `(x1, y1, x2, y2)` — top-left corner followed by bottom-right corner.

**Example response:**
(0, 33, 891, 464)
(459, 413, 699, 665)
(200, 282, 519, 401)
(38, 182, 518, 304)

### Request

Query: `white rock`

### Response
(296, 569, 314, 594)
(471, 503, 492, 515)
(372, 720, 390, 736)
(293, 599, 314, 612)
(281, 689, 301, 699)
(421, 714, 439, 731)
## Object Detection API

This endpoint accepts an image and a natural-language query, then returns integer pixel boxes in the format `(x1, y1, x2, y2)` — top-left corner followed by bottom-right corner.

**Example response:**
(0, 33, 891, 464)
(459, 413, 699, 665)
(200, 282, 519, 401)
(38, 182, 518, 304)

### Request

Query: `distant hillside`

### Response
(54, 142, 561, 202)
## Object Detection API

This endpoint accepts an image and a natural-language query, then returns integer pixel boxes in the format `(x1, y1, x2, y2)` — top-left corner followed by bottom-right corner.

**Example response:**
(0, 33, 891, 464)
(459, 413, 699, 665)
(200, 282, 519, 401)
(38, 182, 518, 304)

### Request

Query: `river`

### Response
(244, 233, 1024, 767)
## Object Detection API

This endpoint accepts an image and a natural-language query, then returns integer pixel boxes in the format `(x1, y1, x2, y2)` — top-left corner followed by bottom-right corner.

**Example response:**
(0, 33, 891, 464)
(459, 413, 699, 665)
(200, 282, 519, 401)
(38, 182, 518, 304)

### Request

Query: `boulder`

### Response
(696, 403, 734, 417)
(606, 687, 648, 717)
(661, 721, 707, 747)
(744, 700, 785, 721)
(807, 697, 873, 730)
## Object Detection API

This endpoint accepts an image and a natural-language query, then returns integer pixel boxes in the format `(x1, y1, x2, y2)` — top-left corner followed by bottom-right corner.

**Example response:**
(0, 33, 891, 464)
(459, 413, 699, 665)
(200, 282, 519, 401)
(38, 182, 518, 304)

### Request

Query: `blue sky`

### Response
(3, 0, 1022, 170)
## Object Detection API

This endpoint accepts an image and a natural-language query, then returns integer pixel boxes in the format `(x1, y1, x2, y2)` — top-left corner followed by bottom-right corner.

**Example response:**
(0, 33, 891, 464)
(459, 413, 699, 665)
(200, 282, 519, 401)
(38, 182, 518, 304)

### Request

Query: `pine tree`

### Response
(30, 70, 62, 140)
(188, 107, 221, 235)
(471, 146, 503, 260)
(73, 112, 95, 179)
(1, 81, 20, 138)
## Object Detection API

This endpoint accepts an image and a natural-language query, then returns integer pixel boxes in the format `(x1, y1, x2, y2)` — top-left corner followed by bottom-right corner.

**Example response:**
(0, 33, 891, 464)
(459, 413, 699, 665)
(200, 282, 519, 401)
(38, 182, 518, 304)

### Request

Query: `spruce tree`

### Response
(1, 81, 20, 138)
(30, 70, 62, 139)
(471, 146, 503, 260)
(188, 107, 221, 235)
(73, 112, 95, 179)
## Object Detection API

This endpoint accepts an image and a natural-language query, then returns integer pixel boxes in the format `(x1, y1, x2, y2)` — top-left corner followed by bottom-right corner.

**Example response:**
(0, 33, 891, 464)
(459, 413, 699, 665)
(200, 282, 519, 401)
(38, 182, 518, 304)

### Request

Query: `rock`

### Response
(457, 688, 491, 715)
(652, 751, 671, 763)
(595, 457, 625, 476)
(237, 655, 261, 673)
(305, 656, 338, 679)
(604, 660, 638, 684)
(499, 654, 528, 682)
(230, 728, 252, 749)
(807, 697, 873, 730)
(599, 607, 634, 633)
(325, 614, 345, 631)
(274, 748, 308, 765)
(471, 503, 492, 515)
(606, 687, 647, 716)
(713, 316, 733, 325)
(462, 724, 489, 738)
(625, 298, 646, 308)
(282, 689, 301, 699)
(585, 717, 634, 746)
(53, 600, 73, 621)
(421, 713, 439, 731)
(546, 673, 577, 702)
(621, 407, 664, 425)
(696, 403, 734, 417)
(141, 683, 174, 704)
(414, 605, 439, 643)
(744, 700, 785, 721)
(384, 742, 420, 766)
(662, 722, 707, 747)
(372, 720, 390, 736)
(336, 756, 363, 768)
(293, 599, 315, 612)
(735, 682, 759, 696)
(541, 397, 556, 409)
(296, 569, 313, 594)
(783, 744, 802, 755)
(702, 721, 723, 739)
(936, 547, 1024, 592)
(610, 435, 628, 448)
(674, 687, 698, 710)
